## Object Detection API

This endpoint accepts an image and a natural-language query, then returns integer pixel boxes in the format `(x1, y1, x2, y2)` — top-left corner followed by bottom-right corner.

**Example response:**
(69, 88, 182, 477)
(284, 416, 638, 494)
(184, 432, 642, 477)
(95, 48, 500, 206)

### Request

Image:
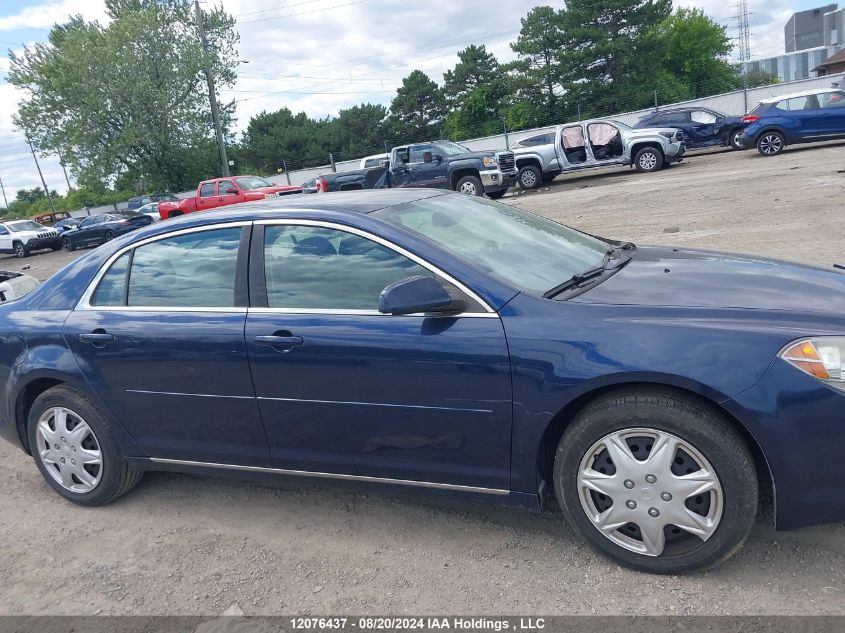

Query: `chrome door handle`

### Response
(255, 333, 304, 352)
(79, 332, 114, 346)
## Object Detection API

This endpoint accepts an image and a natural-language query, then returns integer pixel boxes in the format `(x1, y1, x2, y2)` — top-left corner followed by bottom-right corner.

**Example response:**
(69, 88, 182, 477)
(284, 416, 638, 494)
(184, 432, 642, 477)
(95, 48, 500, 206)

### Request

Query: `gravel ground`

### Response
(1, 142, 845, 616)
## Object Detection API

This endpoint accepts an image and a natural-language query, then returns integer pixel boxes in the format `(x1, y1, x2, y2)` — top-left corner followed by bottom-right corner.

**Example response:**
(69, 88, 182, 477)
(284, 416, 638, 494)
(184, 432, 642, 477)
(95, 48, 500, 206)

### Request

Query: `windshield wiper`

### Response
(542, 243, 635, 299)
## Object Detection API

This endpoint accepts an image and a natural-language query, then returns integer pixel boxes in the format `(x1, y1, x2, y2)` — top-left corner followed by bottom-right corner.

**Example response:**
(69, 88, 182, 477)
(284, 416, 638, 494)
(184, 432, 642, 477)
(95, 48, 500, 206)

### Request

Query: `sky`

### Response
(0, 0, 833, 200)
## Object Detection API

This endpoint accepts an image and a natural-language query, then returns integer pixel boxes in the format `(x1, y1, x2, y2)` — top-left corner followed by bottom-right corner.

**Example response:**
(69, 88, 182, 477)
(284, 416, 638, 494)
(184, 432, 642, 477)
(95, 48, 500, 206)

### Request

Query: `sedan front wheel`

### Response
(554, 389, 757, 573)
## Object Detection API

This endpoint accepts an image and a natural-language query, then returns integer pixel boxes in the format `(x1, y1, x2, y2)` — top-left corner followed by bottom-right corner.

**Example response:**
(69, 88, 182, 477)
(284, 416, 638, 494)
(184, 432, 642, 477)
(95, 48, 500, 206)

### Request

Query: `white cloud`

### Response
(0, 0, 108, 31)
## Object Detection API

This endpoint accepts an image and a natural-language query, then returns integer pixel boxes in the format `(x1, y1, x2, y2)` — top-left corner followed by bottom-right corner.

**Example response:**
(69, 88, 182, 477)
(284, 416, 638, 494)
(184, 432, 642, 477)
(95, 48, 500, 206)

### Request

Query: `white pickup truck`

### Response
(512, 119, 685, 189)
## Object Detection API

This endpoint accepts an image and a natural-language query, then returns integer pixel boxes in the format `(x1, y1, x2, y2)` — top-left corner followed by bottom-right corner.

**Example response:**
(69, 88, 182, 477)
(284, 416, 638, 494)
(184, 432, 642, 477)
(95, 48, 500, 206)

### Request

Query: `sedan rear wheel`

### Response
(554, 389, 757, 573)
(104, 230, 116, 241)
(62, 237, 75, 252)
(28, 385, 142, 506)
(757, 132, 784, 156)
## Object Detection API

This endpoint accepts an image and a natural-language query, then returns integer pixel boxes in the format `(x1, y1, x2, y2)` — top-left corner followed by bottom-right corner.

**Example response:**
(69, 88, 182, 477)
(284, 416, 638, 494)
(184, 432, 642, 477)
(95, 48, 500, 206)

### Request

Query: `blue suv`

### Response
(634, 107, 744, 150)
(737, 88, 845, 155)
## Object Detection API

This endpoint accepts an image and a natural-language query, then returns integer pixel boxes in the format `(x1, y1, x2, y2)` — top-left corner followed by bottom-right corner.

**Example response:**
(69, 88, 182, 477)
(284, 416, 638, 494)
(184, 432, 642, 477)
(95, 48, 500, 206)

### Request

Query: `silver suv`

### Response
(512, 120, 685, 189)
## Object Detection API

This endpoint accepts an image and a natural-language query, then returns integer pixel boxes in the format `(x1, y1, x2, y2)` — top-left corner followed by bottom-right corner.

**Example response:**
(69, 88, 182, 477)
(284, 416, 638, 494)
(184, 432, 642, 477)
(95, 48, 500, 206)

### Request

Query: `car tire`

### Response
(13, 241, 27, 258)
(553, 388, 757, 574)
(729, 129, 743, 150)
(104, 230, 116, 241)
(517, 165, 542, 190)
(62, 237, 75, 252)
(27, 384, 143, 506)
(757, 131, 785, 156)
(486, 189, 507, 199)
(455, 175, 483, 197)
(633, 147, 664, 172)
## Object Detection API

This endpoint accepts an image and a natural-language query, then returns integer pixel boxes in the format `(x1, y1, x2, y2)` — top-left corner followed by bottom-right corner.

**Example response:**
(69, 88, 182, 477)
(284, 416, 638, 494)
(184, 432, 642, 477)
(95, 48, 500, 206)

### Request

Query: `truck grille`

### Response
(497, 152, 516, 171)
(37, 231, 58, 239)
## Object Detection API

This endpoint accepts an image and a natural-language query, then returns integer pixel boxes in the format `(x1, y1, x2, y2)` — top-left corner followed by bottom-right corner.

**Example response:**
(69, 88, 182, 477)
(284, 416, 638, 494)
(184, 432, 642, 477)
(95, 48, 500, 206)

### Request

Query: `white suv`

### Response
(0, 220, 61, 258)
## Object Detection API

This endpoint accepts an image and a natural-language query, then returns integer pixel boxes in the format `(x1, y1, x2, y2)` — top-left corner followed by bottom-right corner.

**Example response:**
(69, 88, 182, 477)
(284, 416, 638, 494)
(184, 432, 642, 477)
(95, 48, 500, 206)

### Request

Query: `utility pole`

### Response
(195, 0, 230, 177)
(0, 174, 8, 209)
(59, 158, 72, 190)
(27, 138, 56, 213)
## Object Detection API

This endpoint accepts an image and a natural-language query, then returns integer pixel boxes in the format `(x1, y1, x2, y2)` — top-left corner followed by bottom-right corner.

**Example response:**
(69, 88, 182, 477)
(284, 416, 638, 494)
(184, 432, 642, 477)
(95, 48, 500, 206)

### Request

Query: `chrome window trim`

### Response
(148, 457, 509, 496)
(247, 307, 497, 319)
(256, 218, 495, 314)
(76, 221, 252, 311)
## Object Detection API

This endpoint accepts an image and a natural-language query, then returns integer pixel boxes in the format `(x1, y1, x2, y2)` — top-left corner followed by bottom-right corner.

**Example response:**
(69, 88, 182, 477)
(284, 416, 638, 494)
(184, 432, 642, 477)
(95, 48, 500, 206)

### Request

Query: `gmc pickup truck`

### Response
(315, 140, 517, 198)
(158, 176, 302, 220)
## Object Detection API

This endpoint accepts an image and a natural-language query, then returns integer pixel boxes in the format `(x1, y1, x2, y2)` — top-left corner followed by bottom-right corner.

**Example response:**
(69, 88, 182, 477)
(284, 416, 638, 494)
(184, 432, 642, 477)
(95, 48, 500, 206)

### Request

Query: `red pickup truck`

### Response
(158, 176, 302, 220)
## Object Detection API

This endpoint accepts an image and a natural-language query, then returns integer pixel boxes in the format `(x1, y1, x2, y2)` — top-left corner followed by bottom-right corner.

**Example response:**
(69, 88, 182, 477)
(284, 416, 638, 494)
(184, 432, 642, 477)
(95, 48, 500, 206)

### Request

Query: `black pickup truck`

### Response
(315, 140, 518, 198)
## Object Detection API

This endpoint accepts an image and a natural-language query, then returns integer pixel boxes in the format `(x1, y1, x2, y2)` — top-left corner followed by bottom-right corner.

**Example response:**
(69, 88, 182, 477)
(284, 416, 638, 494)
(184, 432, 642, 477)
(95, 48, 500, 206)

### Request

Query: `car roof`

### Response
(645, 106, 721, 114)
(163, 189, 451, 224)
(759, 88, 841, 103)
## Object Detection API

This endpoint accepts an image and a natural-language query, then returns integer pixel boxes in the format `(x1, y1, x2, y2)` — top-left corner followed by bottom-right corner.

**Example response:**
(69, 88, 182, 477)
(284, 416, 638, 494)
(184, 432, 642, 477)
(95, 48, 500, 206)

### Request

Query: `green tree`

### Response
(333, 104, 390, 158)
(8, 0, 239, 193)
(648, 8, 739, 98)
(389, 70, 446, 141)
(443, 45, 501, 106)
(744, 68, 779, 88)
(510, 6, 565, 113)
(559, 0, 672, 114)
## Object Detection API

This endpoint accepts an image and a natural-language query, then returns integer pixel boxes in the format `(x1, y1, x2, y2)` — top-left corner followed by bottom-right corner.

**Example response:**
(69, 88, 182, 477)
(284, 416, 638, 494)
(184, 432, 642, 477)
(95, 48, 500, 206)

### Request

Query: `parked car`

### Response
(31, 211, 71, 226)
(316, 140, 517, 198)
(136, 202, 162, 222)
(737, 88, 845, 155)
(158, 177, 302, 220)
(0, 219, 61, 257)
(300, 176, 320, 194)
(61, 212, 153, 252)
(634, 107, 745, 150)
(127, 194, 178, 211)
(512, 120, 685, 189)
(54, 218, 82, 232)
(359, 153, 389, 169)
(4, 189, 845, 574)
(0, 270, 38, 303)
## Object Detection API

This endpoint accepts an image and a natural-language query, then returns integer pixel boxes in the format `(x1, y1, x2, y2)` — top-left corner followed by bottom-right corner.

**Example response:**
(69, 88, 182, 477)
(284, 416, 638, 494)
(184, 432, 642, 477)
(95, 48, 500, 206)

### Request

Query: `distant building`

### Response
(740, 4, 845, 81)
(813, 47, 845, 74)
(785, 4, 837, 52)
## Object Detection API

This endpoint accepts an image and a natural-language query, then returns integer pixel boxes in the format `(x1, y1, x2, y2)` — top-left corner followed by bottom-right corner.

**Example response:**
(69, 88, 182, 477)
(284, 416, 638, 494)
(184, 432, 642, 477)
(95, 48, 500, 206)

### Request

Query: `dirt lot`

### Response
(1, 142, 845, 616)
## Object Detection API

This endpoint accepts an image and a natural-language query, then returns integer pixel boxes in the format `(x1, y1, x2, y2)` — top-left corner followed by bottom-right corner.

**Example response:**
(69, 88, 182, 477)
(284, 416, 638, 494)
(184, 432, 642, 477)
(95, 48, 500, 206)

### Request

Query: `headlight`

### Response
(482, 156, 498, 167)
(780, 337, 845, 389)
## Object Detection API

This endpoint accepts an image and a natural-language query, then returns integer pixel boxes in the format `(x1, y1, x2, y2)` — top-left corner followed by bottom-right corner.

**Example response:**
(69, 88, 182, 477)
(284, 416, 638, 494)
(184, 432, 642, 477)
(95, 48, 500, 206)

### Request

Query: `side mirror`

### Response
(379, 276, 454, 315)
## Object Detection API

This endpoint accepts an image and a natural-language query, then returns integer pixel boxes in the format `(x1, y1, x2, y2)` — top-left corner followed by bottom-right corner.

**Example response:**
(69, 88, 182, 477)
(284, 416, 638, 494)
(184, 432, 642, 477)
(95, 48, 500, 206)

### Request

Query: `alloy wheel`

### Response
(759, 134, 783, 155)
(35, 407, 103, 494)
(577, 428, 723, 557)
(638, 152, 658, 171)
(520, 170, 538, 188)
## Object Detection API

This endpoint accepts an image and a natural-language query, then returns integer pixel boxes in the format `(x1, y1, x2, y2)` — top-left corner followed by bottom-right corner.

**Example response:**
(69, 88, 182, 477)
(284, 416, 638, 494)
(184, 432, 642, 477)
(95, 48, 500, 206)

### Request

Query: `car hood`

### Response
(249, 186, 303, 195)
(571, 245, 845, 315)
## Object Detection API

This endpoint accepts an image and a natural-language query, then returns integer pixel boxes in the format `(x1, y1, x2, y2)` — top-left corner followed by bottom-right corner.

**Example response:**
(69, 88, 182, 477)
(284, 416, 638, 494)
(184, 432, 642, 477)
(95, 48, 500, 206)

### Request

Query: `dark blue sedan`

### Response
(737, 88, 845, 155)
(1, 190, 844, 574)
(634, 107, 744, 150)
(61, 211, 153, 251)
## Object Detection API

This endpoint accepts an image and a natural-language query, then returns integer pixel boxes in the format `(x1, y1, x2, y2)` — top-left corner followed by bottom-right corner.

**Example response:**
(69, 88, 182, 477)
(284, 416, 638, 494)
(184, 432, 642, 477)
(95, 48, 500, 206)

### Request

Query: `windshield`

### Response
(372, 195, 610, 295)
(7, 221, 45, 232)
(434, 140, 471, 156)
(235, 176, 272, 189)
